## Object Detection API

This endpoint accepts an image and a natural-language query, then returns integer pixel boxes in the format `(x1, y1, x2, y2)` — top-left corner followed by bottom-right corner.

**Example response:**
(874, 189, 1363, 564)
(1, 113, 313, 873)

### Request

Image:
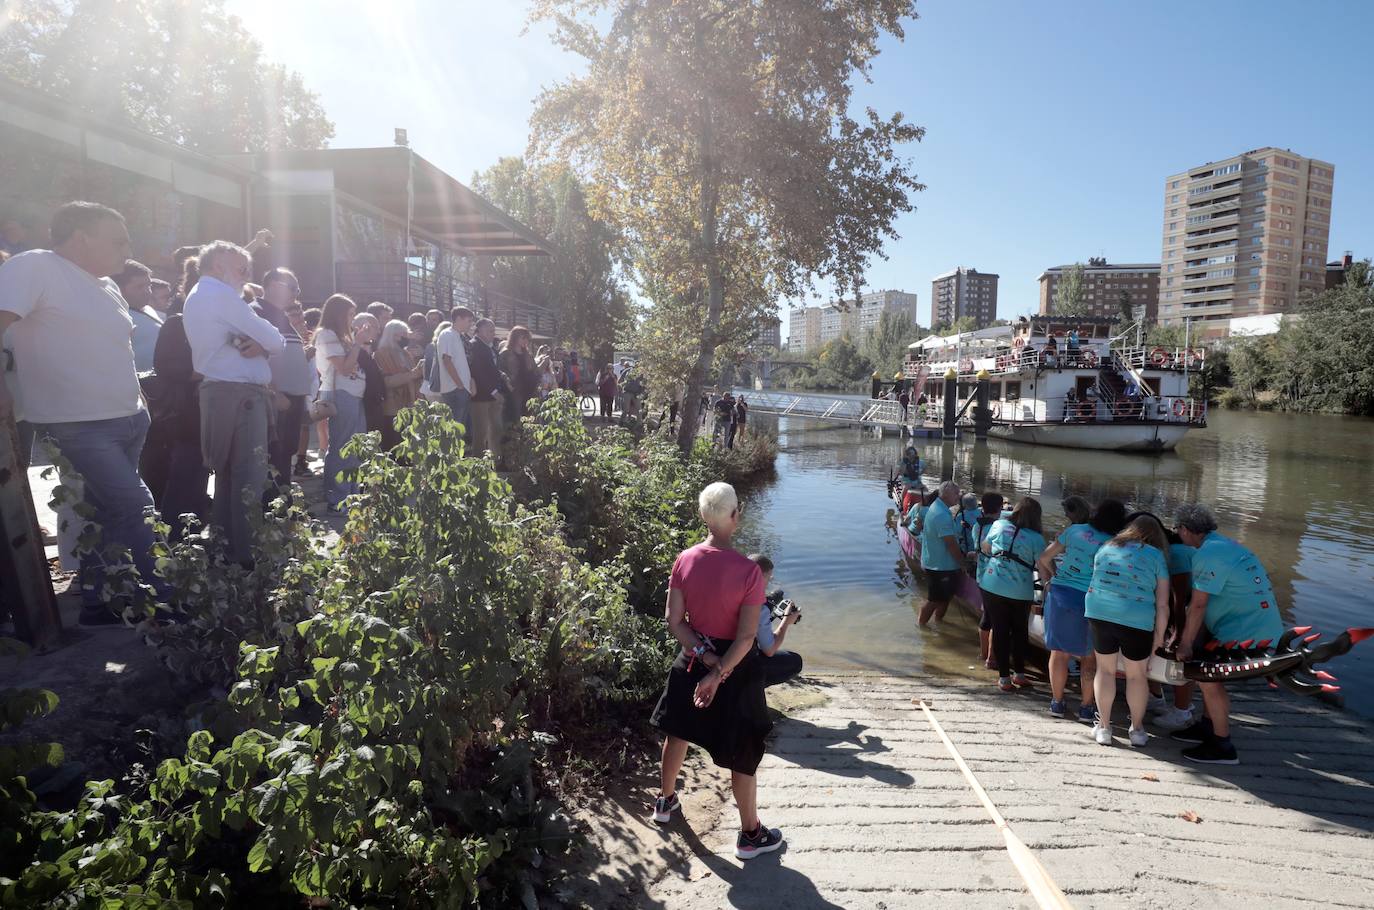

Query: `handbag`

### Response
(307, 395, 337, 423)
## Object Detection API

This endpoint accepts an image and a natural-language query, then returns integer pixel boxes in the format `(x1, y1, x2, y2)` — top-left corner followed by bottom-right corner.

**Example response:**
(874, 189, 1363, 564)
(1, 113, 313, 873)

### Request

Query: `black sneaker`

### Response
(651, 793, 680, 824)
(1170, 716, 1214, 745)
(1183, 738, 1240, 765)
(735, 822, 784, 860)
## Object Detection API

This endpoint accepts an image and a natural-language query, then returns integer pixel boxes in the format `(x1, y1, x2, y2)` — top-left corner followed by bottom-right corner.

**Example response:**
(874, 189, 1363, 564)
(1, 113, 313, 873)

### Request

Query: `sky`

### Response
(227, 0, 1373, 338)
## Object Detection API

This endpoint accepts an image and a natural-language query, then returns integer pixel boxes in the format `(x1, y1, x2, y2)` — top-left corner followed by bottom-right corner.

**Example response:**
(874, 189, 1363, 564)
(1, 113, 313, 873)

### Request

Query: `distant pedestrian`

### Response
(468, 318, 509, 458)
(374, 318, 424, 448)
(979, 496, 1046, 692)
(733, 395, 748, 440)
(597, 363, 617, 420)
(113, 259, 162, 373)
(435, 306, 475, 430)
(365, 300, 394, 325)
(253, 267, 313, 493)
(315, 294, 367, 512)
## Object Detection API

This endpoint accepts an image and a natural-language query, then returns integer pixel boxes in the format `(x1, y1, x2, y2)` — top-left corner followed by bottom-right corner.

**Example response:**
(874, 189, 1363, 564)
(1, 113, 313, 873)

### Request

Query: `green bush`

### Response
(4, 399, 764, 907)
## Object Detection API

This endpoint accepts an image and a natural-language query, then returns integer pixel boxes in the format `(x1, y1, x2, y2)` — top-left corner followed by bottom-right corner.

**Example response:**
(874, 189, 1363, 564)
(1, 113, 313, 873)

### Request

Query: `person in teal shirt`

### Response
(1084, 516, 1171, 749)
(1037, 498, 1127, 721)
(978, 497, 1045, 691)
(969, 492, 1005, 667)
(918, 481, 964, 626)
(1172, 503, 1282, 766)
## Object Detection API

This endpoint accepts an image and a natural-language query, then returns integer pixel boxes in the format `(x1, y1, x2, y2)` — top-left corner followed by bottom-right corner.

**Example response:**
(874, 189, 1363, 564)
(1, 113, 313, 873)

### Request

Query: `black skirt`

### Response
(650, 636, 772, 776)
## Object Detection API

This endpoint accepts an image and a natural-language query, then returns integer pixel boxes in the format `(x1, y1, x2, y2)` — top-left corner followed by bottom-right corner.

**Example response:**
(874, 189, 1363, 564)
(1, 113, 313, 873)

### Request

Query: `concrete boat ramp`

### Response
(644, 673, 1374, 909)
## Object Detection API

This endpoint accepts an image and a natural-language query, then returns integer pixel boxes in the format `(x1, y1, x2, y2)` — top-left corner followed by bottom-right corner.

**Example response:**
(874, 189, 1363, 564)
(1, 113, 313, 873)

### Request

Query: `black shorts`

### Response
(1089, 618, 1154, 662)
(925, 569, 960, 602)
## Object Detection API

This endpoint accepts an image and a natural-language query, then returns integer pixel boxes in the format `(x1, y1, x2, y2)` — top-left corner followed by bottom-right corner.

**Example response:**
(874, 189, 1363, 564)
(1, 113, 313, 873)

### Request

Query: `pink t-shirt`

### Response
(669, 543, 766, 640)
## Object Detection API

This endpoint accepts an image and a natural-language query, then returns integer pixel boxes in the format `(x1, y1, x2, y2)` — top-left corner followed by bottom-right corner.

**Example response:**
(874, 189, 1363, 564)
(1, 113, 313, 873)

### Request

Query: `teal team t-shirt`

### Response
(1084, 541, 1168, 632)
(1191, 531, 1283, 645)
(1168, 542, 1195, 576)
(979, 518, 1045, 601)
(920, 498, 962, 572)
(1053, 523, 1111, 593)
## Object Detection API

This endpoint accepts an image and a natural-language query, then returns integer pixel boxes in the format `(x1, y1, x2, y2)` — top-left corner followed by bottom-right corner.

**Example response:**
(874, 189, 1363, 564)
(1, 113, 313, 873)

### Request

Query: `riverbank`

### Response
(610, 671, 1374, 909)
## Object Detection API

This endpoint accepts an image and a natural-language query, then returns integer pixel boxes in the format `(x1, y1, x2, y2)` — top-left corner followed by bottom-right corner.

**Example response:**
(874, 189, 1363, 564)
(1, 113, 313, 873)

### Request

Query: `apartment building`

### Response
(786, 289, 919, 352)
(1159, 148, 1334, 334)
(754, 314, 782, 349)
(1038, 258, 1160, 321)
(930, 267, 998, 328)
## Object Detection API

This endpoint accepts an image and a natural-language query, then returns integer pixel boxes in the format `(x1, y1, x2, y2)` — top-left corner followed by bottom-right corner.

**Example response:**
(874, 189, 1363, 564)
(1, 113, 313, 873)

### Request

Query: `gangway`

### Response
(737, 390, 942, 435)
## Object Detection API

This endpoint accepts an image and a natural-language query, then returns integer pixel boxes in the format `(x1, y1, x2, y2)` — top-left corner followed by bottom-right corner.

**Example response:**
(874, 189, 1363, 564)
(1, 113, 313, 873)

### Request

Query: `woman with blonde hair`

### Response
(1083, 514, 1171, 748)
(374, 318, 424, 448)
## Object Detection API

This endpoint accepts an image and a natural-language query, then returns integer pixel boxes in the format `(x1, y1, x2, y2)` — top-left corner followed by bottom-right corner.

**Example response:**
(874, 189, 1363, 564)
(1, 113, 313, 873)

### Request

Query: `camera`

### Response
(766, 589, 800, 624)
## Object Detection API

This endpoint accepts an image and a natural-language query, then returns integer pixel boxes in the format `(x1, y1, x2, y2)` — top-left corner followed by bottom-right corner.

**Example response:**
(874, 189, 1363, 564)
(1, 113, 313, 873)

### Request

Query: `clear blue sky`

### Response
(228, 0, 1372, 335)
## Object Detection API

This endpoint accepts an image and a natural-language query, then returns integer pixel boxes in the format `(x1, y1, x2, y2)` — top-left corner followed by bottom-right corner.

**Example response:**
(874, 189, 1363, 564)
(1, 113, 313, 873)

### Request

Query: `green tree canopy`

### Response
(470, 157, 630, 360)
(1053, 263, 1088, 316)
(0, 0, 333, 153)
(530, 0, 924, 451)
(862, 308, 919, 377)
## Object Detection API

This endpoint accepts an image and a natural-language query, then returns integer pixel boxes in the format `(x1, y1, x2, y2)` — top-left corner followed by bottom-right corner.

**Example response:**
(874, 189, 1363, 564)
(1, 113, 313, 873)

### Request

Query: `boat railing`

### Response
(1113, 345, 1206, 372)
(983, 392, 1207, 426)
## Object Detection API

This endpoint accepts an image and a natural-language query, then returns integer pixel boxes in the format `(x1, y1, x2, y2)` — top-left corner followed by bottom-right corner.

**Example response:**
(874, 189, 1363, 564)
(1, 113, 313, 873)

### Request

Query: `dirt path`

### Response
(601, 673, 1374, 909)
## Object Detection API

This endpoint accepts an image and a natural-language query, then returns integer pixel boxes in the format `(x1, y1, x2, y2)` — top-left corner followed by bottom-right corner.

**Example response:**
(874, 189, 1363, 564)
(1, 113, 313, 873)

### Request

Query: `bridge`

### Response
(737, 390, 947, 435)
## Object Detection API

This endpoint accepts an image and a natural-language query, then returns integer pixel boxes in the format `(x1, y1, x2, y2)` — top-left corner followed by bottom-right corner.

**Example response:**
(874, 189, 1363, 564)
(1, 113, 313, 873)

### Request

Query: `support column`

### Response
(941, 368, 958, 440)
(973, 369, 992, 441)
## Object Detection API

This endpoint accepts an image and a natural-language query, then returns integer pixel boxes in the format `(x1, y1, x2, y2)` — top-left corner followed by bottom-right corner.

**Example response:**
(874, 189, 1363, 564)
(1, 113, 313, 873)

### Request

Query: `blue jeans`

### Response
(323, 391, 364, 509)
(442, 388, 471, 435)
(33, 410, 168, 605)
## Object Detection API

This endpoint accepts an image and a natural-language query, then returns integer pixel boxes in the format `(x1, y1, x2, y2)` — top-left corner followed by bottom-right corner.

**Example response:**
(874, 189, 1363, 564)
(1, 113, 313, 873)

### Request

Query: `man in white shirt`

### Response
(435, 305, 475, 431)
(182, 241, 283, 567)
(0, 201, 169, 624)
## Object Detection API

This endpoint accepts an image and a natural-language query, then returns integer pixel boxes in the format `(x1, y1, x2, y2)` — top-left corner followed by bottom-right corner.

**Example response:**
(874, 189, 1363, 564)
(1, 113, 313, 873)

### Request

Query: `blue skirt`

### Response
(1044, 583, 1090, 656)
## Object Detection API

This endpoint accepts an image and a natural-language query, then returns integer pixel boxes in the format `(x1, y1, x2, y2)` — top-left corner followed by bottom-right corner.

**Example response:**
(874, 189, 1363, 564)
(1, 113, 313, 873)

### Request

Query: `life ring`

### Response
(1081, 350, 1099, 368)
(1150, 347, 1171, 366)
(1171, 399, 1187, 417)
(1185, 348, 1204, 369)
(1013, 336, 1025, 350)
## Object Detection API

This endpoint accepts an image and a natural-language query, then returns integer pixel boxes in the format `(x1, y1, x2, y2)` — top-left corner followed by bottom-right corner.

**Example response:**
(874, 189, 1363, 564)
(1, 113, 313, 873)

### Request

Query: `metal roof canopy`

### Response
(259, 147, 554, 257)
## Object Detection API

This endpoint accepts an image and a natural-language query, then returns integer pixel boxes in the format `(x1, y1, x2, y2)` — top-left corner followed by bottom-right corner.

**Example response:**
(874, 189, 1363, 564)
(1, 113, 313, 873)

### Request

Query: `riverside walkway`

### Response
(644, 673, 1374, 909)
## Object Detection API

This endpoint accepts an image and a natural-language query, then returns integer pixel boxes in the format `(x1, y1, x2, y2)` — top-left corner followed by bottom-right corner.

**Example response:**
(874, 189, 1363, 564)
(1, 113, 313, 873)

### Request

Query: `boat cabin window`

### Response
(1005, 381, 1022, 401)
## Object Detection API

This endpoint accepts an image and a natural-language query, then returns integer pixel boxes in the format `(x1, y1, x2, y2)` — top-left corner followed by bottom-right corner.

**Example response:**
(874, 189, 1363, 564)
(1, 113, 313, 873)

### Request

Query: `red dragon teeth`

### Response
(1349, 629, 1374, 645)
(1240, 639, 1255, 650)
(1303, 633, 1323, 644)
(1256, 639, 1272, 649)
(1320, 684, 1341, 693)
(1314, 670, 1338, 682)
(1292, 625, 1313, 635)
(1205, 641, 1221, 652)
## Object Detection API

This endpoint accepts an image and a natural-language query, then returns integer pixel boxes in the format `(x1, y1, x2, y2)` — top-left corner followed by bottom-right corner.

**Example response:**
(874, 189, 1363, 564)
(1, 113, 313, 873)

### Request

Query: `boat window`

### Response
(1005, 381, 1021, 401)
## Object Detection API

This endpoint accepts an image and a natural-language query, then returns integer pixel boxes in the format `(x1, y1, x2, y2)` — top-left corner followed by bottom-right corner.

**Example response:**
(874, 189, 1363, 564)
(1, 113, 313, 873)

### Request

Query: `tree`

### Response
(0, 0, 333, 153)
(862, 309, 918, 378)
(530, 0, 924, 452)
(470, 157, 630, 359)
(1117, 289, 1134, 325)
(1053, 263, 1088, 316)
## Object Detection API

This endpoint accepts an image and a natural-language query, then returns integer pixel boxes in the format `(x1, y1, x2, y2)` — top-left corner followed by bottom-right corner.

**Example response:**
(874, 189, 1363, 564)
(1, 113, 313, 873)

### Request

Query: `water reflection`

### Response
(734, 409, 1374, 719)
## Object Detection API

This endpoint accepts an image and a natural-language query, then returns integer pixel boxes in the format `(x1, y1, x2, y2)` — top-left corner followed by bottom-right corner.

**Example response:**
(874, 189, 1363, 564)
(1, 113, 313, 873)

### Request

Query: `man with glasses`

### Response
(183, 241, 283, 567)
(253, 268, 313, 492)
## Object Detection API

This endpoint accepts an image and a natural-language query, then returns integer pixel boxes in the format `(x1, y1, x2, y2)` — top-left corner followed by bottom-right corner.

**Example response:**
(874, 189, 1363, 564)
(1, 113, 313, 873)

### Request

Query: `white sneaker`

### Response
(1153, 706, 1194, 731)
(1146, 694, 1168, 715)
(1092, 722, 1113, 746)
(1128, 726, 1149, 748)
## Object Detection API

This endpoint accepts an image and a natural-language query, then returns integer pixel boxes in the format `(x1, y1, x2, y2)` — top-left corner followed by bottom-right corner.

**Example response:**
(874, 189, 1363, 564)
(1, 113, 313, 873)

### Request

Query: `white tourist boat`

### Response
(903, 316, 1207, 453)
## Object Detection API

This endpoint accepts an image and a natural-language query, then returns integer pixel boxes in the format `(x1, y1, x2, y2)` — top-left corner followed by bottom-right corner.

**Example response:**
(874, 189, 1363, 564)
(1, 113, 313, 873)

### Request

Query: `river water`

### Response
(732, 408, 1374, 720)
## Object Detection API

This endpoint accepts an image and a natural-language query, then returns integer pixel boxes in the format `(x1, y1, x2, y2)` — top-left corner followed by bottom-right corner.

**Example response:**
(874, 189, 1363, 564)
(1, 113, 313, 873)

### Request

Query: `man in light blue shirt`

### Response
(183, 241, 283, 566)
(919, 481, 965, 626)
(1172, 503, 1282, 766)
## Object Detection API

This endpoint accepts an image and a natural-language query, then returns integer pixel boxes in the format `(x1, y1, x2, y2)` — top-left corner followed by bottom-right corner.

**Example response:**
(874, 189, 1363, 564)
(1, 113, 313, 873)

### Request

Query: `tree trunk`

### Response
(675, 50, 722, 457)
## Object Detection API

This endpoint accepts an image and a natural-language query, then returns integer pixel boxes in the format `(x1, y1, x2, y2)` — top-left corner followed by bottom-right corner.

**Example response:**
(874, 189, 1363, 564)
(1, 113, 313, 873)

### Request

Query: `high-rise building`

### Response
(1159, 148, 1334, 334)
(786, 289, 919, 352)
(1326, 252, 1354, 290)
(1038, 258, 1161, 321)
(930, 267, 998, 328)
(754, 314, 782, 349)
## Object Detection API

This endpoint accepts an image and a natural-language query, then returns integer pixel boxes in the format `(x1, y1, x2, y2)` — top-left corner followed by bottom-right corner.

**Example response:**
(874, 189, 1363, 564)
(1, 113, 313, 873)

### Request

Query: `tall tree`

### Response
(0, 0, 333, 153)
(529, 0, 924, 452)
(1117, 289, 1135, 325)
(470, 157, 630, 359)
(862, 308, 918, 377)
(1053, 263, 1088, 316)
